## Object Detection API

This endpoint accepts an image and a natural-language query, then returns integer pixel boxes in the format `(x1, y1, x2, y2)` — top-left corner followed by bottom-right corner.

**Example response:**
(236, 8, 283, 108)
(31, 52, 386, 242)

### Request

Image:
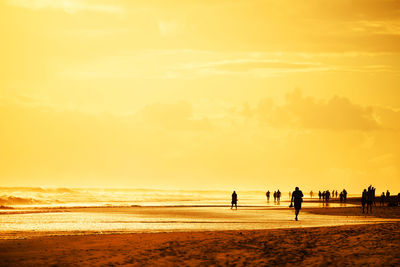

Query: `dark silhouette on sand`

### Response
(276, 190, 281, 203)
(361, 189, 367, 213)
(266, 190, 270, 201)
(231, 191, 237, 209)
(380, 192, 385, 206)
(290, 187, 303, 221)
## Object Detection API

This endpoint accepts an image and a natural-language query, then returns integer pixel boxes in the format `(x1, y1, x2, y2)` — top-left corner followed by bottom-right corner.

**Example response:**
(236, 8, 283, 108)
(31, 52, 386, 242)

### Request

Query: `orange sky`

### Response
(1, 0, 400, 193)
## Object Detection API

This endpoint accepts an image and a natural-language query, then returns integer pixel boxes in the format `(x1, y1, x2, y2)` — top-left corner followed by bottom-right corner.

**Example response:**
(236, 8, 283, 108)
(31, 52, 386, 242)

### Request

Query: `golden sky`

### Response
(1, 0, 400, 193)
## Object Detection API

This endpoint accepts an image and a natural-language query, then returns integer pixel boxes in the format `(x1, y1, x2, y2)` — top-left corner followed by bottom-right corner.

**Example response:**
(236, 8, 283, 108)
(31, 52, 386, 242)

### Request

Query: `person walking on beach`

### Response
(277, 190, 281, 202)
(380, 192, 385, 206)
(231, 191, 238, 209)
(343, 189, 348, 202)
(290, 187, 303, 221)
(318, 191, 322, 200)
(266, 190, 270, 201)
(361, 189, 367, 213)
(386, 190, 390, 201)
(326, 190, 330, 202)
(273, 191, 277, 202)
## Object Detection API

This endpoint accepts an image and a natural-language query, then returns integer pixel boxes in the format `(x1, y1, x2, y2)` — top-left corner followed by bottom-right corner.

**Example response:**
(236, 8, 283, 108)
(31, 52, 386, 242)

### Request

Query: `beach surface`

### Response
(0, 222, 399, 266)
(0, 205, 399, 266)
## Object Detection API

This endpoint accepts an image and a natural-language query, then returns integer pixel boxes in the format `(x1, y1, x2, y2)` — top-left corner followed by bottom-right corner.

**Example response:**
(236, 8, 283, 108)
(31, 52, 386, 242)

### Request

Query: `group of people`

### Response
(233, 187, 305, 221)
(265, 190, 281, 202)
(317, 189, 348, 202)
(361, 185, 376, 214)
(231, 187, 400, 220)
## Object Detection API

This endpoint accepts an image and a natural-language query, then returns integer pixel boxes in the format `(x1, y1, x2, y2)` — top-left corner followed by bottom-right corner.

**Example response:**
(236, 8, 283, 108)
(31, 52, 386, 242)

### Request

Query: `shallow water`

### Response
(1, 187, 376, 239)
(0, 206, 393, 239)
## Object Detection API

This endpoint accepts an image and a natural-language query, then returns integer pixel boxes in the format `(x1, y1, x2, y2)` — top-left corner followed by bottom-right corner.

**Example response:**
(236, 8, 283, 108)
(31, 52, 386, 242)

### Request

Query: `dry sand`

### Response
(0, 206, 399, 266)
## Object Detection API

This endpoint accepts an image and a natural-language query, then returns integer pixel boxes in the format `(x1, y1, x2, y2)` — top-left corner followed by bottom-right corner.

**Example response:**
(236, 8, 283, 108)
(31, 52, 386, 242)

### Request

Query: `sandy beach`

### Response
(0, 205, 399, 266)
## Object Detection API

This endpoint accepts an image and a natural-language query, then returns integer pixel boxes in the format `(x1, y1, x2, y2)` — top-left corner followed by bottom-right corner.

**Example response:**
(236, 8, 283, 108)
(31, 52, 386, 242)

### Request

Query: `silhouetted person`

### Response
(266, 190, 270, 201)
(380, 192, 385, 206)
(361, 189, 367, 213)
(335, 190, 338, 198)
(343, 189, 347, 202)
(273, 191, 277, 202)
(322, 191, 326, 201)
(397, 193, 400, 206)
(340, 191, 344, 203)
(290, 187, 303, 221)
(277, 190, 281, 203)
(318, 191, 322, 200)
(326, 190, 330, 202)
(386, 190, 390, 200)
(366, 186, 375, 214)
(231, 191, 237, 209)
(310, 191, 313, 198)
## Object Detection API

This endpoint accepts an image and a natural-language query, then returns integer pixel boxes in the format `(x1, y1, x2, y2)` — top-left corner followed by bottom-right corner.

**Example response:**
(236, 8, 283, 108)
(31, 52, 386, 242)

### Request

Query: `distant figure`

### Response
(366, 186, 375, 214)
(318, 191, 322, 200)
(273, 191, 277, 202)
(339, 191, 344, 203)
(343, 189, 347, 202)
(266, 190, 270, 201)
(231, 191, 238, 209)
(290, 187, 304, 221)
(310, 191, 313, 198)
(322, 191, 326, 201)
(397, 193, 400, 206)
(335, 190, 338, 198)
(380, 192, 385, 206)
(361, 189, 367, 213)
(326, 190, 330, 202)
(289, 191, 292, 199)
(386, 190, 390, 201)
(277, 190, 281, 202)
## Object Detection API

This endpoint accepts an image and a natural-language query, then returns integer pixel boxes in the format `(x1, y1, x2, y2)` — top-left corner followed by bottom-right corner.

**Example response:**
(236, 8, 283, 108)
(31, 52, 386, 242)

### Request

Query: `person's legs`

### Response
(295, 209, 299, 220)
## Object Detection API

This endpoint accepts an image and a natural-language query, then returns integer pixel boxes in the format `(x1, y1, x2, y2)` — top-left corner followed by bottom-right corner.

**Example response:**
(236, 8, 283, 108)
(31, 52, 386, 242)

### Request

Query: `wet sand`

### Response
(0, 222, 399, 266)
(0, 206, 399, 266)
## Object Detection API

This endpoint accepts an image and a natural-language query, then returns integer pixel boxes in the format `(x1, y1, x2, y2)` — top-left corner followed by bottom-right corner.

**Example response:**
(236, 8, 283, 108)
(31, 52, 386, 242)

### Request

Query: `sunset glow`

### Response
(1, 0, 400, 193)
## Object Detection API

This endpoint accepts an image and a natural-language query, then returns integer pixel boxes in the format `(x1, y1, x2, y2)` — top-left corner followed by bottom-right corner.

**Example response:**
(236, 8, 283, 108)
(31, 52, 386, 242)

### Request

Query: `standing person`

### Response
(361, 189, 367, 213)
(326, 190, 330, 202)
(310, 191, 313, 198)
(231, 191, 238, 209)
(266, 190, 270, 201)
(322, 191, 326, 201)
(335, 191, 338, 198)
(290, 187, 304, 221)
(273, 191, 277, 202)
(397, 193, 400, 206)
(318, 191, 322, 200)
(343, 189, 347, 202)
(340, 191, 344, 203)
(277, 190, 281, 203)
(380, 192, 385, 206)
(386, 190, 390, 201)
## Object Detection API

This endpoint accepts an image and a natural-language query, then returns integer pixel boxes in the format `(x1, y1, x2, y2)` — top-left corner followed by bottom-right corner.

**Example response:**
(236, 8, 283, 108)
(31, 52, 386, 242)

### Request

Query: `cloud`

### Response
(254, 89, 381, 131)
(158, 20, 185, 37)
(6, 0, 124, 14)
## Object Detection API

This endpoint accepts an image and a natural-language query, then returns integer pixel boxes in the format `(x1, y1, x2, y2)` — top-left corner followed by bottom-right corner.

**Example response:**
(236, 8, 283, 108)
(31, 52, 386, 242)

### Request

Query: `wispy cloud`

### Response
(6, 0, 124, 14)
(158, 20, 185, 37)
